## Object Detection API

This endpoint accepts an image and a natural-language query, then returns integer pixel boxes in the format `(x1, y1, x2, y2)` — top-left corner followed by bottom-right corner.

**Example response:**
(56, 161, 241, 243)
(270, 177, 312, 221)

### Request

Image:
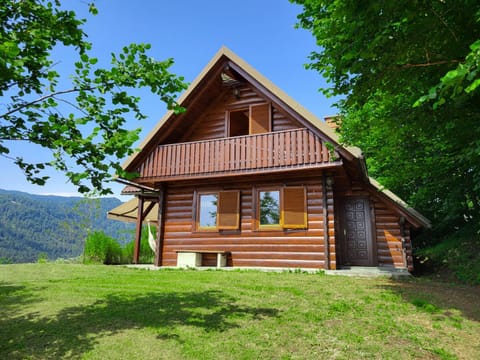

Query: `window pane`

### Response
(199, 194, 217, 227)
(259, 191, 280, 225)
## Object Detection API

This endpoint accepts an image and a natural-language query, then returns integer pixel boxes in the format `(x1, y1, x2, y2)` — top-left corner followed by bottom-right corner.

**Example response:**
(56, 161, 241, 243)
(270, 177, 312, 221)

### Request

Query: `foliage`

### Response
(0, 188, 134, 263)
(83, 231, 122, 264)
(1, 264, 479, 359)
(0, 0, 187, 194)
(416, 223, 480, 285)
(292, 0, 480, 234)
(36, 252, 48, 263)
(416, 39, 480, 108)
(122, 225, 155, 264)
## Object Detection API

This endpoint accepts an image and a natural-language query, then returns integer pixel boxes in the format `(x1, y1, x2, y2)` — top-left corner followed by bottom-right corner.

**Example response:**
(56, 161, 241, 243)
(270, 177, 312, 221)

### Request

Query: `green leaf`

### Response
(465, 78, 480, 93)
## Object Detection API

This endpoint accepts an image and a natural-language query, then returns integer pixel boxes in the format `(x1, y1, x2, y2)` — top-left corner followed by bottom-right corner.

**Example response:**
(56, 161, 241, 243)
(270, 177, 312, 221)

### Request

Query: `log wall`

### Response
(157, 170, 410, 269)
(160, 177, 330, 269)
(373, 199, 411, 269)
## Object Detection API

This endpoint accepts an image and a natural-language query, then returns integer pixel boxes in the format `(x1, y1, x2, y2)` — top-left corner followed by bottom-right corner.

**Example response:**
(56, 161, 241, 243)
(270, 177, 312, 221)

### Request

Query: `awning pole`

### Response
(133, 196, 145, 264)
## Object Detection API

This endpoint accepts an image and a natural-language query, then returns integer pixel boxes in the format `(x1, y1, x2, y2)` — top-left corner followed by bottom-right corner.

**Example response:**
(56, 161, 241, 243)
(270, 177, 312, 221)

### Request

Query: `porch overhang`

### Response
(107, 198, 158, 224)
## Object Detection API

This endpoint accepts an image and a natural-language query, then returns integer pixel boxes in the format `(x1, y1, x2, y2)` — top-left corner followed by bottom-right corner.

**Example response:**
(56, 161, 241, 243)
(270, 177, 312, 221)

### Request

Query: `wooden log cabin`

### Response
(108, 47, 430, 271)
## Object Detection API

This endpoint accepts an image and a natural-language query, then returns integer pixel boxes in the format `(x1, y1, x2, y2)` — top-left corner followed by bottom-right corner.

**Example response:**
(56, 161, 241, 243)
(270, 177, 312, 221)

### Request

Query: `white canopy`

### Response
(107, 198, 158, 224)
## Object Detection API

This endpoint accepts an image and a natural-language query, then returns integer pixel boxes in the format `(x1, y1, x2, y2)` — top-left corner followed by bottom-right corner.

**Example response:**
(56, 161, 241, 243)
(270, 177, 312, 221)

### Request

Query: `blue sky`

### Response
(0, 0, 338, 198)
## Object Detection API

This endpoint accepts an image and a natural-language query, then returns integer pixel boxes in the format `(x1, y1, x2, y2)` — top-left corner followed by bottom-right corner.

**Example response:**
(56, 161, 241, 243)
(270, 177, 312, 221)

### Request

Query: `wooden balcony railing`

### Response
(136, 128, 338, 180)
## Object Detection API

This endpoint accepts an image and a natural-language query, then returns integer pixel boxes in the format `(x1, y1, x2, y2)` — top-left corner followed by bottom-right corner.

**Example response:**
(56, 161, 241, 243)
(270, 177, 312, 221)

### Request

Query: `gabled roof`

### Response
(120, 46, 430, 229)
(122, 46, 362, 172)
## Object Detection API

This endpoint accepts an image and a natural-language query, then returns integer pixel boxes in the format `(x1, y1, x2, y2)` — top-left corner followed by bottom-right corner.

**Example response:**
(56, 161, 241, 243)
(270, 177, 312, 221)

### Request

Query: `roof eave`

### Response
(368, 177, 431, 229)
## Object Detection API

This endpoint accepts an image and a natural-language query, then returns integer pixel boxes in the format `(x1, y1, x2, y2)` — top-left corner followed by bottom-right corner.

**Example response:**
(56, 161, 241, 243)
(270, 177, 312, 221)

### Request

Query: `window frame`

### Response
(257, 188, 282, 230)
(195, 190, 240, 232)
(255, 186, 307, 231)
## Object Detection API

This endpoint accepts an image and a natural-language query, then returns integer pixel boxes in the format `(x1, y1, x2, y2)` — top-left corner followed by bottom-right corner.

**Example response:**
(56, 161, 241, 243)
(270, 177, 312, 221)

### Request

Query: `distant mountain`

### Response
(0, 189, 135, 263)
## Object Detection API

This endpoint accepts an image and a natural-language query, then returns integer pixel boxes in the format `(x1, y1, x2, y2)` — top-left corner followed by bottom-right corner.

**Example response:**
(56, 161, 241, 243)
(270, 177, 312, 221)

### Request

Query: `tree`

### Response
(0, 0, 187, 194)
(61, 195, 101, 260)
(259, 191, 280, 225)
(292, 0, 480, 232)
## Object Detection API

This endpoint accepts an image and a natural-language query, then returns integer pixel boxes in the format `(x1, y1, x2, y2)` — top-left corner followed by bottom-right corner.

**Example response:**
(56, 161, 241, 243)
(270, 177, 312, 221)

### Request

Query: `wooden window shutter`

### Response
(249, 103, 271, 134)
(217, 190, 240, 230)
(282, 187, 307, 229)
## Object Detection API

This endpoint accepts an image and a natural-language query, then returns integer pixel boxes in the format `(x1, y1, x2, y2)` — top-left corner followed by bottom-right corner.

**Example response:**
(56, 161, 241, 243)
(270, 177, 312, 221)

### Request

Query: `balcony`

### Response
(135, 128, 340, 181)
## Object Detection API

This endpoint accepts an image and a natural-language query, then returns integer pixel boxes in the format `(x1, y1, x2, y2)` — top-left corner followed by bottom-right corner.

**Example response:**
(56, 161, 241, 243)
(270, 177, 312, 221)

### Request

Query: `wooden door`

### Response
(342, 198, 374, 266)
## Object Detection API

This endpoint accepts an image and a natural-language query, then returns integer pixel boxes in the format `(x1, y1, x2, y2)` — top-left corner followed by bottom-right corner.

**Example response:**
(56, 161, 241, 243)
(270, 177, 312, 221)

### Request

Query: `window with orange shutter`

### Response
(256, 186, 307, 230)
(282, 187, 307, 229)
(196, 190, 240, 231)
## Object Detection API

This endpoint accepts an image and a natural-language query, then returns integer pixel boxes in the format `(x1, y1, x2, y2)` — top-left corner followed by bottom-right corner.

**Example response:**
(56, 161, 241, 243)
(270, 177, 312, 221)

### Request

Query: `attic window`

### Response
(229, 109, 249, 137)
(228, 103, 271, 137)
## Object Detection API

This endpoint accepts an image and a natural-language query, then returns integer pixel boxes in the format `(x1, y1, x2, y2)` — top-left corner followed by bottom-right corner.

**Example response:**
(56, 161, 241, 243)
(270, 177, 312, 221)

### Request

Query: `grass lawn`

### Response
(0, 264, 479, 359)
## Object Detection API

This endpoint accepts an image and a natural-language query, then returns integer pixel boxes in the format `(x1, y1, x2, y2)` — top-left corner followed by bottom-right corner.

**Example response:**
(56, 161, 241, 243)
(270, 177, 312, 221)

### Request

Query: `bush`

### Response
(122, 225, 155, 264)
(416, 223, 480, 285)
(84, 231, 122, 264)
(37, 253, 49, 263)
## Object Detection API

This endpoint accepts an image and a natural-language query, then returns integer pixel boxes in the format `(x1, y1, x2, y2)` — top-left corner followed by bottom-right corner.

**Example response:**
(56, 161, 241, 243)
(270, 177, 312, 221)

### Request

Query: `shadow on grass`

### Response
(0, 281, 39, 313)
(0, 289, 279, 359)
(380, 278, 480, 322)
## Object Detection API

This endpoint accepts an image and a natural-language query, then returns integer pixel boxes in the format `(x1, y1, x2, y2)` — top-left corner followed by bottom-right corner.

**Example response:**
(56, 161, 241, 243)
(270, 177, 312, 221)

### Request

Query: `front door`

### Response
(342, 198, 374, 266)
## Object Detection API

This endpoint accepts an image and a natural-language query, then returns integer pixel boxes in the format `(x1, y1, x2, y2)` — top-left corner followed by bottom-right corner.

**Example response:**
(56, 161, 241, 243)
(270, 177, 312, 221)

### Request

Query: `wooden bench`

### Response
(176, 250, 229, 268)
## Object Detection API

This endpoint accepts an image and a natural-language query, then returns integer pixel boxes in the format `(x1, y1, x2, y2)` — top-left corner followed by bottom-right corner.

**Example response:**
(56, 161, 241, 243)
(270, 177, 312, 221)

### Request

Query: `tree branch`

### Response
(399, 59, 464, 68)
(0, 87, 95, 119)
(430, 6, 459, 42)
(53, 96, 89, 116)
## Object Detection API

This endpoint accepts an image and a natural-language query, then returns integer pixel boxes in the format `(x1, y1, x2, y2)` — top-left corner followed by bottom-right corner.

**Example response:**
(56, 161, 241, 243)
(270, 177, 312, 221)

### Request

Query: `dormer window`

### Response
(228, 103, 271, 137)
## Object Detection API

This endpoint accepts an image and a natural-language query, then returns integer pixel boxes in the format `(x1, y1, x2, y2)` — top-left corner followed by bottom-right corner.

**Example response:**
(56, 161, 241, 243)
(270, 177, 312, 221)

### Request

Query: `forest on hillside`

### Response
(0, 189, 134, 263)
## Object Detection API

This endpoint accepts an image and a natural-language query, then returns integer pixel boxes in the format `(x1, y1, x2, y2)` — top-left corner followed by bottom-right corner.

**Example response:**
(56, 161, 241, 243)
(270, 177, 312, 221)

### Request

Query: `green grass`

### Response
(1, 264, 479, 359)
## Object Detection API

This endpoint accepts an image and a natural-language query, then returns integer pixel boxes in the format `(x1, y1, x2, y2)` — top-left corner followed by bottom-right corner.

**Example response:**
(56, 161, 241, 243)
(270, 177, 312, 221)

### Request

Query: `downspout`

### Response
(399, 216, 407, 268)
(322, 174, 330, 270)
